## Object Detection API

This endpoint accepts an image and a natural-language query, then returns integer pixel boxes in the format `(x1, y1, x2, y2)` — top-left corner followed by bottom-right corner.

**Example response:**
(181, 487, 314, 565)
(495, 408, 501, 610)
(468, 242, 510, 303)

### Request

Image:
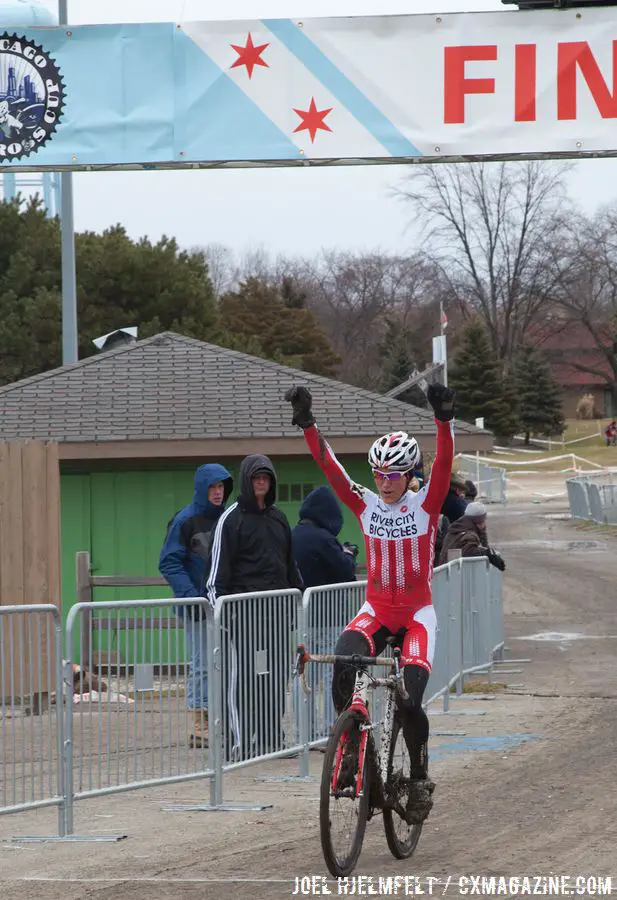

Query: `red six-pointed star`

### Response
(293, 98, 334, 143)
(230, 33, 270, 79)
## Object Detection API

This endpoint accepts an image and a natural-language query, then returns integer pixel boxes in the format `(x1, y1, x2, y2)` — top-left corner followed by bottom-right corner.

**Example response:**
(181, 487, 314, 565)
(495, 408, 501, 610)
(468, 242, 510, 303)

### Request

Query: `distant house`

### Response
(0, 332, 491, 617)
(535, 323, 615, 418)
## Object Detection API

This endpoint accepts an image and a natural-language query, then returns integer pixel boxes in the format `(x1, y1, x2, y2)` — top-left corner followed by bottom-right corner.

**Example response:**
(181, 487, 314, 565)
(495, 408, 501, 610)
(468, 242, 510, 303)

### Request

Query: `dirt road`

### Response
(3, 488, 616, 900)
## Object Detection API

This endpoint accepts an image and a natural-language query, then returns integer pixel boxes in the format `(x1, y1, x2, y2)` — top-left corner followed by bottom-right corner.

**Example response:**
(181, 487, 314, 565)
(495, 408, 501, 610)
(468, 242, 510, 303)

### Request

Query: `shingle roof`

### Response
(0, 332, 485, 443)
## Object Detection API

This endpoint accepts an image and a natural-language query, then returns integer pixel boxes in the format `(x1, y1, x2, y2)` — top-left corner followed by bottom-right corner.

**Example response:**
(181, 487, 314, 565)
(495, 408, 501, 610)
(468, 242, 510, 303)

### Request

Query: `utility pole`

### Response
(439, 300, 448, 387)
(59, 0, 78, 364)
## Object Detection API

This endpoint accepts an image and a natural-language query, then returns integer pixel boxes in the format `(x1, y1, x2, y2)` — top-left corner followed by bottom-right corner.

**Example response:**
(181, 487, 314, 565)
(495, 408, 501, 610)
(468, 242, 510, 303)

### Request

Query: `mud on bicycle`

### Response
(294, 641, 434, 878)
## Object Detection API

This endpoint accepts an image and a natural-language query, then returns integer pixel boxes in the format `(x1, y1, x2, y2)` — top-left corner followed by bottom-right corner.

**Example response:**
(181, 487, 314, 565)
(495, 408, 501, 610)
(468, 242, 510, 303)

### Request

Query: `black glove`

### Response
(342, 542, 359, 559)
(284, 385, 316, 429)
(427, 383, 456, 423)
(487, 548, 506, 572)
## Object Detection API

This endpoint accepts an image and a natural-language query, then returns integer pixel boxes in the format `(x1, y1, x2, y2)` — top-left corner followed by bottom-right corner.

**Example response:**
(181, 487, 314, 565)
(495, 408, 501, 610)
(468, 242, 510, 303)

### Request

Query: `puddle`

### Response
(514, 632, 617, 642)
(499, 540, 606, 552)
(431, 733, 541, 762)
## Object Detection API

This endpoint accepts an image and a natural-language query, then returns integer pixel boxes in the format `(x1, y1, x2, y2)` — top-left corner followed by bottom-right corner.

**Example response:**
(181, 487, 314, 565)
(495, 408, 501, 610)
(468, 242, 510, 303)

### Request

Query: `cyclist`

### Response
(285, 382, 455, 824)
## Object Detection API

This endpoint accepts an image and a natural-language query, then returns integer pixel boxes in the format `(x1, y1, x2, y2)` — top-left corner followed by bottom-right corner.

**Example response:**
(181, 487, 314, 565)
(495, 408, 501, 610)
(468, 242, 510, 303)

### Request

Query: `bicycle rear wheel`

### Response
(383, 715, 422, 859)
(320, 708, 370, 877)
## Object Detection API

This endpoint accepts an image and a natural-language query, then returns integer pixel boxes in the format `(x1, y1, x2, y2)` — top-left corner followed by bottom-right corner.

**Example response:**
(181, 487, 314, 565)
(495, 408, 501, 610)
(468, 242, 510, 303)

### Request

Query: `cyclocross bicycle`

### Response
(295, 639, 428, 877)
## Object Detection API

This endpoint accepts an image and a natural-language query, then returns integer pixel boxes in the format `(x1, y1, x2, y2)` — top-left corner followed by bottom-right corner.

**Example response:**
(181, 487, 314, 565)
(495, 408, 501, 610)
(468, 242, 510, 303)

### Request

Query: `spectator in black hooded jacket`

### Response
(206, 453, 303, 760)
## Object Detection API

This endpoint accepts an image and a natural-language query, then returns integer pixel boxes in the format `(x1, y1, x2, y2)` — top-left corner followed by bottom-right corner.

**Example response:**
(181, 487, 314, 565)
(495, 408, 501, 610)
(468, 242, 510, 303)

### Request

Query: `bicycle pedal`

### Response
(333, 787, 357, 800)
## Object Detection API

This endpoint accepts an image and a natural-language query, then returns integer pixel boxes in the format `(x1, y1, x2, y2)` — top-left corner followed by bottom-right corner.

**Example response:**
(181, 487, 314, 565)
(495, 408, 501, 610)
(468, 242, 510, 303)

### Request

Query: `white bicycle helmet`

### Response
(368, 431, 420, 473)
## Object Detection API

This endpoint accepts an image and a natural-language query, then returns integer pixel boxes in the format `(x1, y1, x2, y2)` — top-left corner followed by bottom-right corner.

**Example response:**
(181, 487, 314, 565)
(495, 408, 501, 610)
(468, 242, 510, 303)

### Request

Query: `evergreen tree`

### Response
(515, 345, 565, 444)
(0, 198, 219, 384)
(449, 321, 519, 440)
(218, 276, 340, 377)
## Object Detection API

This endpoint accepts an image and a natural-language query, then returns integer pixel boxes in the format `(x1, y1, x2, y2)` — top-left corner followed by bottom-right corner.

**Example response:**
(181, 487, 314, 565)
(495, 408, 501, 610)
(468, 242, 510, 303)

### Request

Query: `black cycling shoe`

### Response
(405, 778, 435, 825)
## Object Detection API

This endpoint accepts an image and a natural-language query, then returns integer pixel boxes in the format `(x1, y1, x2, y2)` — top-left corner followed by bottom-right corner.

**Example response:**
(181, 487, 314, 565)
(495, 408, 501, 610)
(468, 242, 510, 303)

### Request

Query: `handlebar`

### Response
(294, 644, 410, 701)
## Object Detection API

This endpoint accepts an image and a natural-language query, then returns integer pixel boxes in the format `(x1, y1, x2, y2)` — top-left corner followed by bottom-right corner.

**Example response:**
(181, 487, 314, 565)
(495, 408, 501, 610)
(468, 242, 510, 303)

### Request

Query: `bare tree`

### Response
(547, 208, 617, 400)
(198, 243, 236, 297)
(300, 250, 437, 388)
(199, 244, 294, 296)
(396, 161, 572, 368)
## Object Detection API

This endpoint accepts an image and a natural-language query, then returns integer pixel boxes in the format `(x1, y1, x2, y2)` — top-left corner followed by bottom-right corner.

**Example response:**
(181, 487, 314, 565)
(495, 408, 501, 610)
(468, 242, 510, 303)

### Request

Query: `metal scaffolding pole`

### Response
(59, 0, 78, 364)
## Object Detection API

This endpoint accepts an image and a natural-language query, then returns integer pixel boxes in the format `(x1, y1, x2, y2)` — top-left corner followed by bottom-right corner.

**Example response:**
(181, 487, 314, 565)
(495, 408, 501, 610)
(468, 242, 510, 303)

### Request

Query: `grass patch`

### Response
(486, 443, 617, 471)
(572, 520, 617, 537)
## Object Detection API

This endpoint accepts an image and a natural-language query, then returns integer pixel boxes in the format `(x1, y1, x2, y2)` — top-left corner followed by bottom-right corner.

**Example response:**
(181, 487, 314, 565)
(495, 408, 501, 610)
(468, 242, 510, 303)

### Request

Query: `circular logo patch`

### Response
(0, 33, 65, 162)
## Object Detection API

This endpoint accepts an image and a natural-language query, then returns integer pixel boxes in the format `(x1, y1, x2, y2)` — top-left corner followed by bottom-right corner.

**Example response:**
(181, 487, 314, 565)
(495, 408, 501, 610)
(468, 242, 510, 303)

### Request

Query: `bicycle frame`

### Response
(295, 644, 410, 798)
(348, 667, 397, 794)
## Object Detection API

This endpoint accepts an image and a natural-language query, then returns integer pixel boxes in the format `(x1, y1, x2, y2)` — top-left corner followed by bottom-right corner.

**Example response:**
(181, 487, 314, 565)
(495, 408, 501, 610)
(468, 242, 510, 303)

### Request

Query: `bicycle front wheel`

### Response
(320, 708, 370, 877)
(383, 715, 422, 859)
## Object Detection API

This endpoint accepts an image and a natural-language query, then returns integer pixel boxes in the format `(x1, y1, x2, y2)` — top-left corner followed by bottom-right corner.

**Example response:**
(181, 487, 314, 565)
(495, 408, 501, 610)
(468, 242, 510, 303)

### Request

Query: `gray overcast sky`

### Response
(31, 0, 617, 257)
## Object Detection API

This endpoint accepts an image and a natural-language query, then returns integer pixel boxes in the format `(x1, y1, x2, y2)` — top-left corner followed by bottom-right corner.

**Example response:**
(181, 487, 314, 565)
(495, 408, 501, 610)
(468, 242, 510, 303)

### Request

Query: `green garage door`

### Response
(61, 468, 210, 662)
(60, 459, 367, 660)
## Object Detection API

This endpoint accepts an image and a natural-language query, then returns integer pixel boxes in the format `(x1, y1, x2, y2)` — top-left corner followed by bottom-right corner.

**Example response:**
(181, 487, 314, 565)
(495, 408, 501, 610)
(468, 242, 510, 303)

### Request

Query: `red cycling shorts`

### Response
(343, 600, 437, 673)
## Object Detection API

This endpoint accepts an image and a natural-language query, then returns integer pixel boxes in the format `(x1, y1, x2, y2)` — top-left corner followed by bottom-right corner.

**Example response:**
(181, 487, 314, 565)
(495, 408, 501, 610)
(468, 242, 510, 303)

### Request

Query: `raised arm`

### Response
(285, 386, 366, 517)
(421, 384, 456, 516)
(303, 425, 367, 516)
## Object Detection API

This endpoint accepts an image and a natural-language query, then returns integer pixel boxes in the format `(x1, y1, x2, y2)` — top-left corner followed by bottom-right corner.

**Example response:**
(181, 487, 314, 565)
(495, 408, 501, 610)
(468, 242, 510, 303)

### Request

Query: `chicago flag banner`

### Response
(2, 8, 617, 171)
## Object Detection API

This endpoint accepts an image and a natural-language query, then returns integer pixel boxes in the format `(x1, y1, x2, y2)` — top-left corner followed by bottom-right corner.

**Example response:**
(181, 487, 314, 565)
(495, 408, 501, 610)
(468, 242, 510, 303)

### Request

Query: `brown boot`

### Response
(189, 710, 208, 749)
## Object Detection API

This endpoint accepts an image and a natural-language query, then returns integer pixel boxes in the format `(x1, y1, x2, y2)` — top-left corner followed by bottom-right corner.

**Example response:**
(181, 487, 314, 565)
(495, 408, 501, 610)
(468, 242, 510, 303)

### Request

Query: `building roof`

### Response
(0, 332, 488, 456)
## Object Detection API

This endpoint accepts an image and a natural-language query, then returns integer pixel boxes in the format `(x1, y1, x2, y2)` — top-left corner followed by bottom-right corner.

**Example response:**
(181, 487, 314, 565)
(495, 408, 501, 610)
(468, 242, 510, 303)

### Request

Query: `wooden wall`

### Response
(0, 441, 61, 700)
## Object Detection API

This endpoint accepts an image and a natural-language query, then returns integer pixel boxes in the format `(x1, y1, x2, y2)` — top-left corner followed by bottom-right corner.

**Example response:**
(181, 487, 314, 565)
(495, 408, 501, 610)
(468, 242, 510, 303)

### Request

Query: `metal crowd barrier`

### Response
(298, 559, 504, 749)
(208, 589, 304, 808)
(566, 471, 617, 524)
(298, 581, 367, 744)
(455, 455, 507, 504)
(0, 562, 503, 837)
(63, 598, 215, 835)
(0, 605, 66, 836)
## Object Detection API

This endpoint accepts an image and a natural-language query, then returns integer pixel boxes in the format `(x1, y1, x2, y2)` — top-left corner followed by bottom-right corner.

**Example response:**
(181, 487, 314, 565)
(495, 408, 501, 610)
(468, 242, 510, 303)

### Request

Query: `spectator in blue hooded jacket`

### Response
(159, 463, 233, 748)
(292, 486, 357, 742)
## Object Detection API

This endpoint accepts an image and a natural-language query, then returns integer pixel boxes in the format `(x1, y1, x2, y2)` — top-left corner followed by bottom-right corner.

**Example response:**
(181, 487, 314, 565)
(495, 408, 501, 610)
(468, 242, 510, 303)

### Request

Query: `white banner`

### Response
(183, 7, 617, 162)
(3, 8, 617, 171)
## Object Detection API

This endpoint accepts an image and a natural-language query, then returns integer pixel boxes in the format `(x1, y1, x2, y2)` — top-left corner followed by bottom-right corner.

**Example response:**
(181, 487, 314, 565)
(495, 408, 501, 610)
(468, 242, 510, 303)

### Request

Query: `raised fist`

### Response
(284, 385, 316, 429)
(427, 383, 456, 423)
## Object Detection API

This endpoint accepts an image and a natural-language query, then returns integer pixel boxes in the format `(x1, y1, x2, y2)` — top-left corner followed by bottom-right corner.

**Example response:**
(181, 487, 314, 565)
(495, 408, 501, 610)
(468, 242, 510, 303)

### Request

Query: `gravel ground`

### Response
(2, 477, 616, 900)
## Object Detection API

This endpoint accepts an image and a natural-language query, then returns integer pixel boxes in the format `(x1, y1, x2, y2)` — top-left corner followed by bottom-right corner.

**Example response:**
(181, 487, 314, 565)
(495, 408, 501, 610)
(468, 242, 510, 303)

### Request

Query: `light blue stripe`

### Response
(175, 30, 302, 162)
(262, 18, 420, 158)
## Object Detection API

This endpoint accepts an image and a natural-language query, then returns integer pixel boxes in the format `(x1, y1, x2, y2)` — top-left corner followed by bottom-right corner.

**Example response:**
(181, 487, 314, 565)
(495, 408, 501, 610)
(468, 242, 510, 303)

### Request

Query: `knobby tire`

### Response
(382, 715, 422, 859)
(320, 708, 370, 877)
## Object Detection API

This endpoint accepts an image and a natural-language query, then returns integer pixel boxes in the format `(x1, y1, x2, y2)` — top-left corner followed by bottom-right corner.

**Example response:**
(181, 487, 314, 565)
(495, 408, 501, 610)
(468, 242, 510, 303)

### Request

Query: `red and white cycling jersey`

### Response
(303, 420, 454, 621)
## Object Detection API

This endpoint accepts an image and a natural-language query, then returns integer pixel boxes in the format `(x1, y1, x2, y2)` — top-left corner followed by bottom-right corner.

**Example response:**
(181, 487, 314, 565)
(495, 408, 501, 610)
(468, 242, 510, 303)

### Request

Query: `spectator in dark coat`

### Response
(438, 502, 505, 571)
(292, 486, 357, 588)
(441, 472, 469, 523)
(292, 486, 357, 744)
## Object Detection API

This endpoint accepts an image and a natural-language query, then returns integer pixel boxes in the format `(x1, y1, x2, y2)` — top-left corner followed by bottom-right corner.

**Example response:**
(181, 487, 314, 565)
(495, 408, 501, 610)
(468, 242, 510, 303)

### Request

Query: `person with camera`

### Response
(438, 501, 506, 572)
